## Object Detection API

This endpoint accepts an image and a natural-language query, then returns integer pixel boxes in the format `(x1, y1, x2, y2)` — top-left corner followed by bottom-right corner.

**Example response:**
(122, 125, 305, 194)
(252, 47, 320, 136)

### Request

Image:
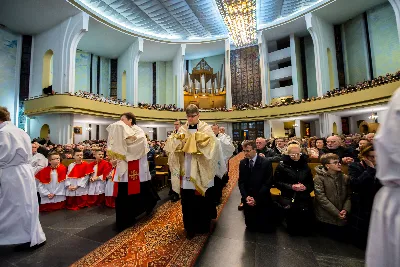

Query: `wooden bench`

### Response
(154, 156, 169, 189)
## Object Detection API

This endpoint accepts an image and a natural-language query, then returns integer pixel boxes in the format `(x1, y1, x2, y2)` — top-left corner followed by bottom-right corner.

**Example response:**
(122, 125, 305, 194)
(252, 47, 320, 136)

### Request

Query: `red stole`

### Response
(88, 160, 113, 181)
(68, 161, 93, 179)
(35, 165, 67, 184)
(113, 160, 141, 197)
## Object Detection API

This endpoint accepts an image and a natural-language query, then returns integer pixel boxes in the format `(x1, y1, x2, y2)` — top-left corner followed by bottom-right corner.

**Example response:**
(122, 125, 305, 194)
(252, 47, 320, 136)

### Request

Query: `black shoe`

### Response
(186, 231, 195, 240)
(238, 202, 244, 211)
(171, 194, 180, 202)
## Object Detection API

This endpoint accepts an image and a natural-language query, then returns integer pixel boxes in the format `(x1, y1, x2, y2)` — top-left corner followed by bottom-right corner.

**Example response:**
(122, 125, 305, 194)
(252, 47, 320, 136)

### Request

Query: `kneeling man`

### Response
(239, 140, 275, 232)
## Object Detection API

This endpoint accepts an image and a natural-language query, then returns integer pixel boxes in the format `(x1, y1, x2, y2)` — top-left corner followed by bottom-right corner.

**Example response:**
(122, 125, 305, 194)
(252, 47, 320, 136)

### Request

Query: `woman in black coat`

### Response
(274, 143, 314, 235)
(349, 145, 381, 248)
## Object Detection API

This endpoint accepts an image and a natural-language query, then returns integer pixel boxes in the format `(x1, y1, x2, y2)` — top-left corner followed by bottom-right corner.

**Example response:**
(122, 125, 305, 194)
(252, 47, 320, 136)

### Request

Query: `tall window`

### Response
(42, 49, 54, 89)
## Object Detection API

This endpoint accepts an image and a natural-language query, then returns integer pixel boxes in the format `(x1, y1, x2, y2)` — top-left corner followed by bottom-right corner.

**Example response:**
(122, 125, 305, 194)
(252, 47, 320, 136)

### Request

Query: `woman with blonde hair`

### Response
(274, 143, 314, 235)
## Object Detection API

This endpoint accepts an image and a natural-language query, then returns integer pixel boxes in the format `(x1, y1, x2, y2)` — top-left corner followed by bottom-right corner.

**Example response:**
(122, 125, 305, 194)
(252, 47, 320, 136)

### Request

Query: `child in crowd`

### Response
(65, 149, 93, 210)
(87, 149, 112, 207)
(104, 164, 117, 208)
(35, 152, 67, 212)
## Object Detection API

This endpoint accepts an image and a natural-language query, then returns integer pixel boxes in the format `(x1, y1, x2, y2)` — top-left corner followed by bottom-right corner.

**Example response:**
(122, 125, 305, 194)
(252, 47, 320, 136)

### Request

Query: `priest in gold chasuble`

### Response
(107, 113, 160, 231)
(165, 104, 226, 239)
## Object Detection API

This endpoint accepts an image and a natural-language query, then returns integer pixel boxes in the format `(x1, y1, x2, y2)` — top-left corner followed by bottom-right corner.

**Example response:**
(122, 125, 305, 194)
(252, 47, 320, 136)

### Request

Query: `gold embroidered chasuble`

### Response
(165, 120, 226, 196)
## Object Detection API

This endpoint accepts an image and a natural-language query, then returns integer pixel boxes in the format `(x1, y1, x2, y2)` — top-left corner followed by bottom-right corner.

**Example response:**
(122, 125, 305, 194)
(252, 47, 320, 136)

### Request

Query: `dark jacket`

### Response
(349, 161, 382, 218)
(314, 166, 351, 226)
(274, 155, 314, 205)
(239, 155, 273, 205)
(257, 147, 282, 162)
(322, 146, 353, 161)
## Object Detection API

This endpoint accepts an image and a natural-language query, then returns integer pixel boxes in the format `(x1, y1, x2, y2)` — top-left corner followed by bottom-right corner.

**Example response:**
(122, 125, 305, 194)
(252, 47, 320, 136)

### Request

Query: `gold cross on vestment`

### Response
(129, 170, 139, 181)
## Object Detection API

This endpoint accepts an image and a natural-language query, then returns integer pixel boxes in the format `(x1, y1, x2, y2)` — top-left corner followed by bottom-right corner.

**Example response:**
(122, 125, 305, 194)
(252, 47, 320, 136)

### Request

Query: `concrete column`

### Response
(118, 37, 143, 105)
(224, 39, 232, 108)
(263, 120, 271, 138)
(389, 0, 400, 43)
(319, 113, 342, 137)
(295, 119, 301, 137)
(173, 44, 186, 108)
(305, 13, 339, 96)
(30, 12, 89, 97)
(258, 32, 270, 105)
(270, 120, 285, 138)
(290, 34, 304, 100)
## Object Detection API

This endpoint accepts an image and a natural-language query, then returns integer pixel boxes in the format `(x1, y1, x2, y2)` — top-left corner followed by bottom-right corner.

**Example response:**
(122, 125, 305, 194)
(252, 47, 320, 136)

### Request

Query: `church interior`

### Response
(0, 0, 400, 266)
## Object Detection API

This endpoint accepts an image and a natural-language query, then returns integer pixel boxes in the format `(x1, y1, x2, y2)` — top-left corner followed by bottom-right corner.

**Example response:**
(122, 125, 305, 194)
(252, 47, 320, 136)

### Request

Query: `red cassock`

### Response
(65, 161, 93, 210)
(35, 165, 67, 212)
(87, 160, 113, 207)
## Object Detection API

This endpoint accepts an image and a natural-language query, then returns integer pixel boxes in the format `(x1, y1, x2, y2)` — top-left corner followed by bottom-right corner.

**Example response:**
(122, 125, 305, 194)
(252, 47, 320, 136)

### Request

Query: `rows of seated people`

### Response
(31, 70, 400, 112)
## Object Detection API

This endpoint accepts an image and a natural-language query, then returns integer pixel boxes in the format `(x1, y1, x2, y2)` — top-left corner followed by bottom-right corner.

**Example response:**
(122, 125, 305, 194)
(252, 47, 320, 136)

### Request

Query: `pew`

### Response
(154, 156, 169, 189)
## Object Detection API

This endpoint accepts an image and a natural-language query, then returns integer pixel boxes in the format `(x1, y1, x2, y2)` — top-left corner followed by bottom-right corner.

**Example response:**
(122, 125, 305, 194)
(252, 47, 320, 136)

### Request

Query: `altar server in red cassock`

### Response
(107, 112, 160, 231)
(105, 166, 117, 208)
(35, 152, 67, 212)
(65, 149, 93, 210)
(87, 149, 112, 206)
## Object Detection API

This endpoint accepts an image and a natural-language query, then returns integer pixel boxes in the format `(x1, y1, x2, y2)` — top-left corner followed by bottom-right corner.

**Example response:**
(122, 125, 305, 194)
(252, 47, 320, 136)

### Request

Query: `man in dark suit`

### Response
(239, 140, 275, 232)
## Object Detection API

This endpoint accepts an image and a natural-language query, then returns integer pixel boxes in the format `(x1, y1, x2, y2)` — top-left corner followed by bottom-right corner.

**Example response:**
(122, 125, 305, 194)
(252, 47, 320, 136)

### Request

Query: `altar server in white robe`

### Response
(165, 105, 226, 239)
(107, 112, 160, 231)
(31, 142, 48, 175)
(87, 149, 112, 207)
(211, 124, 235, 204)
(366, 87, 400, 267)
(218, 126, 235, 181)
(65, 149, 92, 210)
(0, 107, 46, 248)
(104, 166, 117, 208)
(35, 152, 67, 211)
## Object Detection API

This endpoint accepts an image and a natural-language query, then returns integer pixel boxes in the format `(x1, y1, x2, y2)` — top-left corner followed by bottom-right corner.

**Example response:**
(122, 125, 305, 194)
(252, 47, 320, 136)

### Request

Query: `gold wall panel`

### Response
(24, 81, 400, 122)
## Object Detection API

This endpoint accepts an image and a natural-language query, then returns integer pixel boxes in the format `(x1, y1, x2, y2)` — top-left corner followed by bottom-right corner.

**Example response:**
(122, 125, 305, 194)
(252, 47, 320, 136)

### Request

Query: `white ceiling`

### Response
(141, 40, 180, 62)
(0, 0, 81, 35)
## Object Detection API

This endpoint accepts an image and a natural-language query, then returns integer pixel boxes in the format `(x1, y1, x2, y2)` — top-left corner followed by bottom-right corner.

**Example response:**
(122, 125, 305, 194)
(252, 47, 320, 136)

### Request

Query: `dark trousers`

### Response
(115, 181, 160, 230)
(317, 221, 349, 242)
(214, 177, 224, 204)
(243, 201, 275, 233)
(285, 206, 314, 235)
(181, 188, 216, 234)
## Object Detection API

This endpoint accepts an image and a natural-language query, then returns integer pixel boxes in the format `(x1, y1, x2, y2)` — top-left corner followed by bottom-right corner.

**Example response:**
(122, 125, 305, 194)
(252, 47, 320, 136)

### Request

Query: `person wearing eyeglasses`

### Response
(238, 140, 274, 233)
(314, 153, 351, 241)
(348, 145, 381, 249)
(274, 144, 314, 235)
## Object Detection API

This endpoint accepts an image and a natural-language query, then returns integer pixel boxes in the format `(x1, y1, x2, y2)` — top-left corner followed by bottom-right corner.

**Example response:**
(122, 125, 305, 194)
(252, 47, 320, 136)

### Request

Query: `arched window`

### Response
(122, 70, 127, 101)
(42, 49, 54, 89)
(40, 124, 50, 139)
(332, 122, 338, 135)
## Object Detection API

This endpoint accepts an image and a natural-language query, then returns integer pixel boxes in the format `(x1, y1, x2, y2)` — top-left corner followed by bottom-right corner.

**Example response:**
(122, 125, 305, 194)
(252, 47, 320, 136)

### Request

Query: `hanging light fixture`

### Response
(216, 0, 257, 47)
(368, 112, 378, 121)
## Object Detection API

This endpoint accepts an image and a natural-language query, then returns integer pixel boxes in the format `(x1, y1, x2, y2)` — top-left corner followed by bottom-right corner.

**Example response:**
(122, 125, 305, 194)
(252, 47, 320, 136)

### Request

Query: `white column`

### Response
(318, 113, 342, 137)
(290, 34, 304, 100)
(305, 13, 339, 96)
(389, 0, 400, 43)
(118, 37, 143, 105)
(270, 120, 285, 138)
(30, 12, 89, 97)
(258, 32, 270, 105)
(294, 119, 301, 137)
(173, 44, 186, 108)
(263, 120, 271, 138)
(224, 39, 232, 108)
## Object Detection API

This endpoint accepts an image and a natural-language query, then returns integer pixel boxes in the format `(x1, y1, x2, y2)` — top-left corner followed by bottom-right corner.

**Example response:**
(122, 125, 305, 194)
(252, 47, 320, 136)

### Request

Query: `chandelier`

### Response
(368, 112, 378, 121)
(216, 0, 257, 47)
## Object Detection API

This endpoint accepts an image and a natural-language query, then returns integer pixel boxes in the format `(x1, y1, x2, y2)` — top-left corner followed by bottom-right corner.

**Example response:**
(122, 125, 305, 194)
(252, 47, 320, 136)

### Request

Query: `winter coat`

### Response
(314, 165, 351, 226)
(257, 147, 282, 162)
(274, 155, 314, 207)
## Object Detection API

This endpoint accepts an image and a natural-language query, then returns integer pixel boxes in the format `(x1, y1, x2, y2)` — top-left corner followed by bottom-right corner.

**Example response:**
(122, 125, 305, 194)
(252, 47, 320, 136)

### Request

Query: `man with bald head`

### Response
(366, 133, 375, 144)
(325, 135, 354, 164)
(256, 137, 281, 162)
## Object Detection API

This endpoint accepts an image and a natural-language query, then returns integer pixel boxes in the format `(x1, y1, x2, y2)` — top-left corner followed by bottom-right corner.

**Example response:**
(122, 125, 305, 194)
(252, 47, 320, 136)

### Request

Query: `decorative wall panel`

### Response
(230, 46, 261, 105)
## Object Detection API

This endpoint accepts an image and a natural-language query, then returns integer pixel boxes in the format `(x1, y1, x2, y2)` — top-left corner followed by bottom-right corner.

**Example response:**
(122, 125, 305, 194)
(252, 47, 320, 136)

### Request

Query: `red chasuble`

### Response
(88, 160, 113, 180)
(68, 161, 93, 178)
(113, 160, 141, 197)
(35, 165, 67, 184)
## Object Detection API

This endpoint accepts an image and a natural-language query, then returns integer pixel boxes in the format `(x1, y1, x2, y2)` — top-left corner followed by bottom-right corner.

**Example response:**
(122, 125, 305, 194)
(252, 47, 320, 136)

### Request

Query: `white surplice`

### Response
(31, 153, 48, 175)
(217, 133, 235, 165)
(366, 87, 400, 267)
(88, 164, 106, 195)
(0, 121, 46, 246)
(65, 163, 89, 196)
(37, 169, 66, 204)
